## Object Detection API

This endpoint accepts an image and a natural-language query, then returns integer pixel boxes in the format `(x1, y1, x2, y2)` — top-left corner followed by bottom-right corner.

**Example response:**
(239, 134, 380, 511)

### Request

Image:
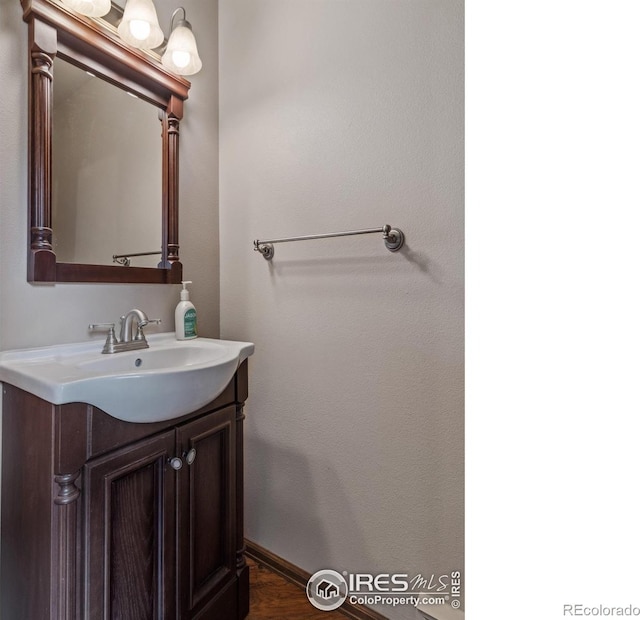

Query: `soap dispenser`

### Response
(175, 280, 197, 340)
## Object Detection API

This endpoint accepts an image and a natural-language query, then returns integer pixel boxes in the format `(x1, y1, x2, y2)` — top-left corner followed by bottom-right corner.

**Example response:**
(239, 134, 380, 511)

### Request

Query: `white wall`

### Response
(219, 2, 464, 619)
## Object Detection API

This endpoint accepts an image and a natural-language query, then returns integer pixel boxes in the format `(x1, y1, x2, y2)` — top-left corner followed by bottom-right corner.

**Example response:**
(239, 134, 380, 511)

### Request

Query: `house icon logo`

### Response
(306, 569, 348, 611)
(317, 579, 340, 600)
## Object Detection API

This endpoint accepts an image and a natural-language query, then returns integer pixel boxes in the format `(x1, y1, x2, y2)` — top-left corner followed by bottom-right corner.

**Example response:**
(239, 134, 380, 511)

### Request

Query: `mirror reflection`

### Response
(52, 58, 162, 268)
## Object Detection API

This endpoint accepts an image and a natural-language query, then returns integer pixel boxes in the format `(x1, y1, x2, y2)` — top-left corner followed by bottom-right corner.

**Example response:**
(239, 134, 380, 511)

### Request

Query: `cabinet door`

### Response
(84, 430, 177, 620)
(176, 406, 237, 619)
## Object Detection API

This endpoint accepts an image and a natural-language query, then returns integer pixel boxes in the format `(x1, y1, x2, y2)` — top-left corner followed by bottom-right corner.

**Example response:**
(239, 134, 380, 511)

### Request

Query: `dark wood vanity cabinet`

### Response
(1, 361, 250, 620)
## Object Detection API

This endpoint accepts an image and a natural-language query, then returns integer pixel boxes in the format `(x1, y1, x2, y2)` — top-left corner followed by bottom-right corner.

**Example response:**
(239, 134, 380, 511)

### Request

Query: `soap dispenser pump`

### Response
(175, 280, 197, 340)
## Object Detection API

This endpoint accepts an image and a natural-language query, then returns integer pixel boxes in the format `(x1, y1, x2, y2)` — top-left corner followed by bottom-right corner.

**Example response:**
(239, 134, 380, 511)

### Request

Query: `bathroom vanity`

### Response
(8, 0, 251, 613)
(8, 0, 252, 613)
(0, 361, 250, 619)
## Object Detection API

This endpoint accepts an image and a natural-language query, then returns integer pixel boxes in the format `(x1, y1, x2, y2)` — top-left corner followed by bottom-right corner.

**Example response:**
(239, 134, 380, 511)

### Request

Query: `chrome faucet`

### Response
(120, 308, 150, 343)
(89, 309, 161, 354)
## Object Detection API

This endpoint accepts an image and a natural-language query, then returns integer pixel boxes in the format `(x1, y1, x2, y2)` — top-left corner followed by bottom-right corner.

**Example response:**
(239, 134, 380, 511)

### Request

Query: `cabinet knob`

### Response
(168, 456, 183, 470)
(185, 448, 197, 465)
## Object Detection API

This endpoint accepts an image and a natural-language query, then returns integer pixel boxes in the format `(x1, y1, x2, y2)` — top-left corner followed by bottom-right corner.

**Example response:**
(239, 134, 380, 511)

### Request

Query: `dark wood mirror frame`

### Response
(22, 0, 190, 283)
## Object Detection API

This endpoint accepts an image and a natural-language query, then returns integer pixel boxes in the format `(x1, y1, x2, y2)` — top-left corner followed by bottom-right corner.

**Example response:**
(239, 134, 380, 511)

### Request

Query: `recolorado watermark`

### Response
(306, 569, 462, 612)
(564, 604, 640, 616)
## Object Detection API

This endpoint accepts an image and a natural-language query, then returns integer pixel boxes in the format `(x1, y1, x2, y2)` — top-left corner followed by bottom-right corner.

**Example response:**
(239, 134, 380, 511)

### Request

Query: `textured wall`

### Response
(219, 2, 464, 618)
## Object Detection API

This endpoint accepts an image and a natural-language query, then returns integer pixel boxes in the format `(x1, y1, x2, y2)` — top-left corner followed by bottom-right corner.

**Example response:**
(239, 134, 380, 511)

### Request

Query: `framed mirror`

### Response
(22, 0, 190, 283)
(52, 58, 163, 269)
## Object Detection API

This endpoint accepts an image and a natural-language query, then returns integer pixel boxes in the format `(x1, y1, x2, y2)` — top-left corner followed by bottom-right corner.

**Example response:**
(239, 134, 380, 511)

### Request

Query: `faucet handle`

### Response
(88, 323, 118, 353)
(134, 318, 161, 342)
(88, 322, 115, 330)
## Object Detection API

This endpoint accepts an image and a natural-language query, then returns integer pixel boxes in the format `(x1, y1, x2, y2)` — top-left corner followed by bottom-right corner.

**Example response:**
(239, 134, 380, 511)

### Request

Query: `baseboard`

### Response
(245, 539, 389, 620)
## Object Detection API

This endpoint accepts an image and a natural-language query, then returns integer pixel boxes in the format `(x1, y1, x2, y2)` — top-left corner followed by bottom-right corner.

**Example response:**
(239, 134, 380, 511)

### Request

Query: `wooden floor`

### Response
(246, 557, 350, 620)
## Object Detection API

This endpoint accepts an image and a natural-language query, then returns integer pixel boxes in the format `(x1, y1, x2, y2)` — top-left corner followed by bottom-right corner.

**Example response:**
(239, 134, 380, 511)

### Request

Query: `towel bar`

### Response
(253, 224, 404, 260)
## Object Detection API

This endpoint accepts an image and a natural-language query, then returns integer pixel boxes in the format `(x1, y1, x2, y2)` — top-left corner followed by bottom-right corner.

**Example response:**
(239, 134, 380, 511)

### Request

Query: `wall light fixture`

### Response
(61, 0, 202, 76)
(117, 0, 164, 50)
(161, 8, 202, 76)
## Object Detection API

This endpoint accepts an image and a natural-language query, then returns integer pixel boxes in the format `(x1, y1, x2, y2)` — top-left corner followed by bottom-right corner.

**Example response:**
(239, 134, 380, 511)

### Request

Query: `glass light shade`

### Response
(161, 25, 202, 75)
(61, 0, 111, 17)
(117, 0, 164, 49)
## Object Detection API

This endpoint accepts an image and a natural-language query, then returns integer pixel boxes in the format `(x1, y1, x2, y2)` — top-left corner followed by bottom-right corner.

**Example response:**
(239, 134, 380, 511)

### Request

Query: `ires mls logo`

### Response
(307, 568, 464, 612)
(306, 570, 348, 611)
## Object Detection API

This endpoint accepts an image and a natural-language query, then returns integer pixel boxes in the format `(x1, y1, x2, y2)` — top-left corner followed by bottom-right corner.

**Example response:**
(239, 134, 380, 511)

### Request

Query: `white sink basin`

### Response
(0, 333, 254, 423)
